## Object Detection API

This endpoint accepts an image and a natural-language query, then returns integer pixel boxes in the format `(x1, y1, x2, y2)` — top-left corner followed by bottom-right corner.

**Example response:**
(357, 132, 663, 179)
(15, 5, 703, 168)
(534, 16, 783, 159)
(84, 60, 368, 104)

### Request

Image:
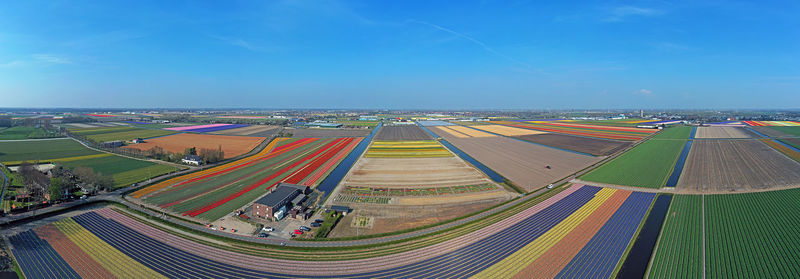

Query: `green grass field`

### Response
(648, 195, 703, 279)
(0, 139, 99, 163)
(0, 126, 60, 140)
(0, 138, 178, 188)
(71, 126, 176, 142)
(768, 126, 800, 136)
(338, 120, 380, 127)
(579, 126, 692, 188)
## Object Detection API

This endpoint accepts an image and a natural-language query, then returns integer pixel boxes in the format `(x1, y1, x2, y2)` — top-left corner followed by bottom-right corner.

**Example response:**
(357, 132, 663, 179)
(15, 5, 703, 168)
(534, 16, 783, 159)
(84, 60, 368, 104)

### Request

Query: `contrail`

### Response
(408, 19, 535, 70)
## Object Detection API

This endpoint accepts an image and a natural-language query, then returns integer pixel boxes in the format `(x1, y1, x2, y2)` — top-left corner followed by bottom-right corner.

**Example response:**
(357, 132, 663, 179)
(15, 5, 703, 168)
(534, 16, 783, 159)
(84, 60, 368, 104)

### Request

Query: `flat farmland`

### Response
(364, 140, 451, 158)
(287, 128, 370, 138)
(750, 126, 790, 138)
(677, 140, 800, 192)
(375, 125, 432, 140)
(136, 137, 361, 221)
(648, 195, 703, 279)
(694, 126, 756, 138)
(342, 157, 491, 187)
(490, 120, 656, 141)
(0, 139, 99, 163)
(58, 155, 178, 188)
(580, 126, 691, 188)
(470, 124, 546, 136)
(71, 126, 177, 142)
(0, 126, 59, 140)
(431, 126, 600, 191)
(123, 133, 265, 159)
(514, 133, 631, 156)
(768, 126, 800, 136)
(436, 125, 495, 138)
(208, 125, 280, 137)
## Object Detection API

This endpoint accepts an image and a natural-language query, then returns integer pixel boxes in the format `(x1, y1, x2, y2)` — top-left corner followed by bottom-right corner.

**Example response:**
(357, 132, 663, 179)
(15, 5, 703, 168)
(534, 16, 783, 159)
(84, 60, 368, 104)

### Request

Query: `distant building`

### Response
(131, 138, 145, 144)
(304, 121, 343, 128)
(181, 155, 203, 165)
(252, 183, 311, 221)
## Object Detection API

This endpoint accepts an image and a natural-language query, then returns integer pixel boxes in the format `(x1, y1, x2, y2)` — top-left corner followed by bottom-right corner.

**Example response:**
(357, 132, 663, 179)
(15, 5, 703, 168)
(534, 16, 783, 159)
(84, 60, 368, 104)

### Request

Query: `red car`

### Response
(294, 229, 304, 235)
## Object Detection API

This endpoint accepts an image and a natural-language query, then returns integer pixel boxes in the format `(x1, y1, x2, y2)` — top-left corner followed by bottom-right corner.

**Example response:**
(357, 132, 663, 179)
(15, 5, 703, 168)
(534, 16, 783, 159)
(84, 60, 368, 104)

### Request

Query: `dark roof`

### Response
(254, 187, 300, 208)
(330, 205, 351, 212)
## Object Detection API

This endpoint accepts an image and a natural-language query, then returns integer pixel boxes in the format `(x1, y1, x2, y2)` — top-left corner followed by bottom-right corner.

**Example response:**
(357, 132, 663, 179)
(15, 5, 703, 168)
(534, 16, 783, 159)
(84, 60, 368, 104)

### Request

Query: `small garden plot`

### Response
(351, 216, 374, 228)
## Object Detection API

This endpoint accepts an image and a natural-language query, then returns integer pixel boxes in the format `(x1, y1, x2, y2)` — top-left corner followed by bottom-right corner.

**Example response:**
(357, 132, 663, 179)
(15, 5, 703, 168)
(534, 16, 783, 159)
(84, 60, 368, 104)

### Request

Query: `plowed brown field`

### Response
(343, 157, 491, 187)
(677, 140, 800, 192)
(122, 133, 265, 159)
(695, 127, 756, 138)
(375, 125, 432, 140)
(514, 133, 631, 156)
(431, 126, 601, 191)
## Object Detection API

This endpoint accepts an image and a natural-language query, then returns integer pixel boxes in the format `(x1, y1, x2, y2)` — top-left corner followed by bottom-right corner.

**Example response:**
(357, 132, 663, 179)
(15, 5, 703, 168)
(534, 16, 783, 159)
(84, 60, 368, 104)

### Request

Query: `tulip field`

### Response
(488, 120, 657, 141)
(10, 184, 656, 279)
(132, 137, 361, 221)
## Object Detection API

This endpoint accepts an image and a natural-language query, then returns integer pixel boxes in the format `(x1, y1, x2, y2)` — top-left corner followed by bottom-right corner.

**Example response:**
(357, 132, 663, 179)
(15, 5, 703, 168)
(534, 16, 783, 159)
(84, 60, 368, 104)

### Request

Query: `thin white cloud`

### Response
(408, 19, 541, 72)
(604, 6, 664, 22)
(32, 54, 71, 64)
(209, 35, 275, 52)
(635, 89, 654, 95)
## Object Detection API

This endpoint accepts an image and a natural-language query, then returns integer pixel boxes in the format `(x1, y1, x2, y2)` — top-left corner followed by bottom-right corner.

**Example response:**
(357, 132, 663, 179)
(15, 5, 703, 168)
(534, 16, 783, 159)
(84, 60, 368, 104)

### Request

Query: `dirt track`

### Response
(514, 133, 631, 156)
(432, 126, 601, 191)
(375, 125, 432, 140)
(123, 133, 265, 159)
(677, 140, 800, 192)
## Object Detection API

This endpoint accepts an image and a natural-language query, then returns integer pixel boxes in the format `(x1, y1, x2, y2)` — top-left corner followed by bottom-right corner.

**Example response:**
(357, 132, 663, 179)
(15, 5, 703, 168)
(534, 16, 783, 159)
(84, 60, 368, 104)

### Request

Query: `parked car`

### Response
(294, 229, 304, 235)
(310, 222, 321, 227)
(314, 219, 324, 223)
(257, 233, 268, 238)
(262, 227, 274, 232)
(300, 226, 311, 231)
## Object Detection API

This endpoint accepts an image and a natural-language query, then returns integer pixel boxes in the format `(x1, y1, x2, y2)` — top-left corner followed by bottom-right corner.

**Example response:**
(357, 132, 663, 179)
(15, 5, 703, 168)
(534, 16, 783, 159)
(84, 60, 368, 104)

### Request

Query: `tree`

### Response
(199, 145, 224, 163)
(49, 177, 64, 202)
(184, 147, 197, 156)
(19, 162, 48, 200)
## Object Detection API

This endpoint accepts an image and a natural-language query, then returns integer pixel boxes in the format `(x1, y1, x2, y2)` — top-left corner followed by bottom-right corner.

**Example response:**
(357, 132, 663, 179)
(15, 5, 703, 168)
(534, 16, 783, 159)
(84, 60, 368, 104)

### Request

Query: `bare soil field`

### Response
(209, 125, 280, 137)
(750, 126, 791, 138)
(438, 125, 496, 138)
(328, 197, 508, 237)
(122, 133, 265, 159)
(677, 140, 800, 192)
(375, 125, 432, 140)
(431, 126, 601, 191)
(343, 157, 491, 187)
(397, 190, 514, 205)
(514, 133, 631, 156)
(286, 128, 370, 138)
(695, 126, 756, 138)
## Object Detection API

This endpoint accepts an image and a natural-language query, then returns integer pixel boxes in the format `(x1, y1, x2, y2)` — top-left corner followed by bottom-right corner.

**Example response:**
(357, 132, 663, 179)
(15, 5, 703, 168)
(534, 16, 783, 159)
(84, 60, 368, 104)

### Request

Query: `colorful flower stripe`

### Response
(555, 191, 655, 278)
(84, 114, 116, 117)
(53, 218, 166, 279)
(535, 122, 658, 133)
(152, 139, 328, 210)
(744, 120, 800, 126)
(11, 184, 659, 278)
(474, 187, 619, 278)
(180, 124, 250, 133)
(512, 190, 631, 278)
(302, 138, 362, 186)
(33, 224, 115, 279)
(7, 230, 80, 279)
(499, 122, 645, 141)
(164, 123, 231, 131)
(183, 138, 349, 217)
(130, 138, 286, 198)
(280, 138, 355, 185)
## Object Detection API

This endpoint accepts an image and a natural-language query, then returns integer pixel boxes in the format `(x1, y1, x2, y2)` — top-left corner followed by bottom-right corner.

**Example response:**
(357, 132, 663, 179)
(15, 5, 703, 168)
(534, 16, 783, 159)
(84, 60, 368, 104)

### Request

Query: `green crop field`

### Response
(0, 139, 99, 163)
(71, 126, 176, 142)
(0, 126, 60, 140)
(57, 155, 178, 189)
(579, 126, 691, 188)
(649, 195, 703, 279)
(338, 120, 380, 127)
(705, 190, 800, 278)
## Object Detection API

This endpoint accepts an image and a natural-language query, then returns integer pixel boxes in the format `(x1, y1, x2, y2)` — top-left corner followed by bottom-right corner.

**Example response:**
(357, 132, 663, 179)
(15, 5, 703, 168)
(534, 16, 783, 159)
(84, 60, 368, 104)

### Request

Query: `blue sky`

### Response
(1, 0, 798, 109)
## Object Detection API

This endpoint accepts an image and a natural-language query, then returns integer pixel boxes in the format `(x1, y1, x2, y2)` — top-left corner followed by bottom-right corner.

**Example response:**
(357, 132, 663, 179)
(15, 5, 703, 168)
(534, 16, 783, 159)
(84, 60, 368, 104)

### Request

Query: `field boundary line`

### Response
(702, 194, 706, 279)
